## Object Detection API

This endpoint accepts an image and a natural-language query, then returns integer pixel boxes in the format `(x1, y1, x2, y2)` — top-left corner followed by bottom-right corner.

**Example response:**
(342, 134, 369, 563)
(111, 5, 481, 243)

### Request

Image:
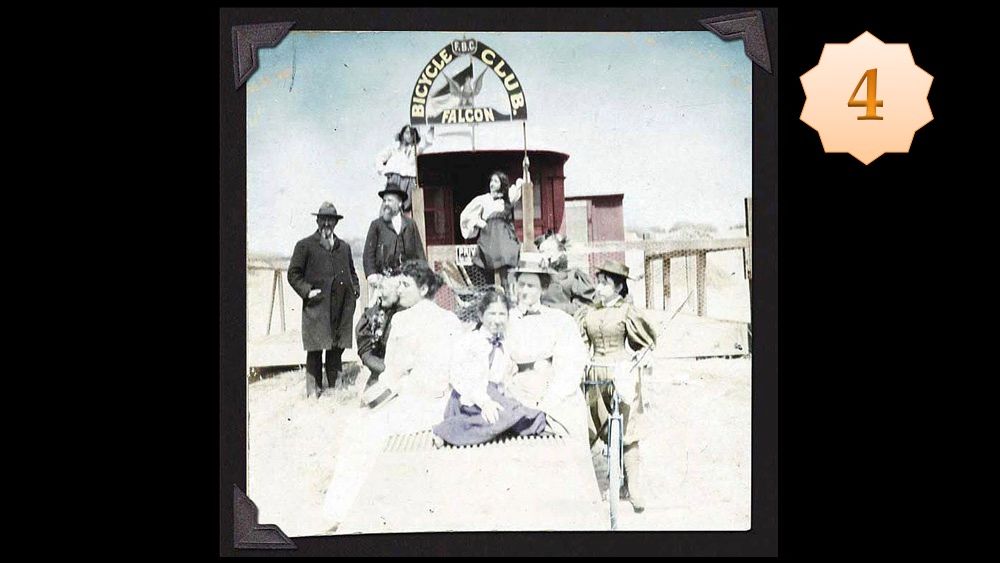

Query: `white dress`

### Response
(505, 305, 589, 443)
(323, 299, 463, 524)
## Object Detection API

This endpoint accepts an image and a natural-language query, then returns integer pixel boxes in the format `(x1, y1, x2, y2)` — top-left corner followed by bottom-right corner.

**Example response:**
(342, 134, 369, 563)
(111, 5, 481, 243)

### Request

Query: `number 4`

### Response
(848, 68, 884, 120)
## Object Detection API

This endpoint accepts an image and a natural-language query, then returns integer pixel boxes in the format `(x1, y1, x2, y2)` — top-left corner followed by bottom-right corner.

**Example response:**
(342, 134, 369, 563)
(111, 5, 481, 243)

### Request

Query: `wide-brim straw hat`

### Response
(512, 252, 556, 276)
(361, 380, 398, 408)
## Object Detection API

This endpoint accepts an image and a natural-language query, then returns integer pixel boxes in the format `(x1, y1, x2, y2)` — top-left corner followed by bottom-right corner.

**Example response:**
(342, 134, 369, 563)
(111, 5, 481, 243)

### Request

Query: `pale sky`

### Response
(247, 31, 751, 256)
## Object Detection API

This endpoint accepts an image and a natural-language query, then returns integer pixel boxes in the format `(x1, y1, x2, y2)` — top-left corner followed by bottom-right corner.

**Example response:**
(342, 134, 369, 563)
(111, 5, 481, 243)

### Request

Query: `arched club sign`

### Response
(410, 38, 527, 126)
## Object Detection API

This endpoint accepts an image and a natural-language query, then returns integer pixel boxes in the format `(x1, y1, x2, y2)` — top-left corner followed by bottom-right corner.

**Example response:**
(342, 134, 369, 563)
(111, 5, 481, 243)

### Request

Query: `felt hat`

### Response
(595, 259, 636, 280)
(311, 201, 344, 218)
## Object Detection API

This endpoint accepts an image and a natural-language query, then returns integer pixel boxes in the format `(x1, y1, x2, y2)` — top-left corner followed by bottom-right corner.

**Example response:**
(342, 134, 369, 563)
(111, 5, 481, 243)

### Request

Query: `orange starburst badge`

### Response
(800, 31, 933, 165)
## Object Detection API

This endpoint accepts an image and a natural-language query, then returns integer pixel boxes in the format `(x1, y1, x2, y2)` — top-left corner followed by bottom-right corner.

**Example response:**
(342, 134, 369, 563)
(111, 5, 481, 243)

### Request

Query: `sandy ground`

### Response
(247, 229, 751, 534)
(247, 352, 750, 535)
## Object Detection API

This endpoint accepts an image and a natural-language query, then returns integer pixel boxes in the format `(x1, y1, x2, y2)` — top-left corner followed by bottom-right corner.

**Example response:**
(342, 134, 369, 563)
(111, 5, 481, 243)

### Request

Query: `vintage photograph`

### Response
(244, 30, 752, 535)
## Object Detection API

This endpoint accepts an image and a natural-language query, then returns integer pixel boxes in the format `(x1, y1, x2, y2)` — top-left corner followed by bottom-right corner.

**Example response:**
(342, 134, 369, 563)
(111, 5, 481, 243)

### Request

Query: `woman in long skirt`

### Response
(459, 160, 530, 291)
(433, 289, 547, 447)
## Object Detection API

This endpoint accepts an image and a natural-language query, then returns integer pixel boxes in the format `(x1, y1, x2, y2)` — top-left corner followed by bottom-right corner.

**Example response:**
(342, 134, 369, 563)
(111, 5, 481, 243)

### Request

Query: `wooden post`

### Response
(644, 254, 654, 309)
(661, 256, 671, 310)
(412, 185, 427, 256)
(520, 126, 535, 252)
(267, 269, 279, 335)
(520, 182, 535, 251)
(278, 270, 286, 332)
(695, 251, 707, 317)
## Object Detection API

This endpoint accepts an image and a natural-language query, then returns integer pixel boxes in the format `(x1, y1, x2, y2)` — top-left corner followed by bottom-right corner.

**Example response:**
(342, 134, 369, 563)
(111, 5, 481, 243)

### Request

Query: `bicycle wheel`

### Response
(608, 411, 623, 530)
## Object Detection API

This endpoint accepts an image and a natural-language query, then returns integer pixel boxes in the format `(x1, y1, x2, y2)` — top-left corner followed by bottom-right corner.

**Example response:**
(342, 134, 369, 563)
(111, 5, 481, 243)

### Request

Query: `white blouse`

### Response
(459, 179, 525, 240)
(375, 132, 434, 178)
(506, 305, 588, 416)
(380, 298, 463, 404)
(449, 328, 518, 407)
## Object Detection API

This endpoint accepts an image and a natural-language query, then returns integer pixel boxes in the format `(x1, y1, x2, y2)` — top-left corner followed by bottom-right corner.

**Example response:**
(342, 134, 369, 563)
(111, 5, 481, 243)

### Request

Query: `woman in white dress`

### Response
(503, 257, 590, 447)
(322, 259, 462, 529)
(459, 158, 530, 290)
(432, 289, 547, 447)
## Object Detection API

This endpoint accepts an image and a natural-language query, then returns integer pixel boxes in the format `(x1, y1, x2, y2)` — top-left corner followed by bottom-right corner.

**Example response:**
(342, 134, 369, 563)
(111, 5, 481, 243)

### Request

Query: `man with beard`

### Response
(362, 186, 426, 294)
(354, 271, 402, 388)
(287, 202, 360, 398)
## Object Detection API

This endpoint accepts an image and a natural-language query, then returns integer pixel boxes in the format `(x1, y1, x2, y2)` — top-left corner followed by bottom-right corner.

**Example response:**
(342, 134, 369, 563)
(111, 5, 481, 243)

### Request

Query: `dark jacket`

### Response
(355, 302, 398, 375)
(541, 268, 596, 316)
(287, 232, 360, 351)
(363, 215, 425, 276)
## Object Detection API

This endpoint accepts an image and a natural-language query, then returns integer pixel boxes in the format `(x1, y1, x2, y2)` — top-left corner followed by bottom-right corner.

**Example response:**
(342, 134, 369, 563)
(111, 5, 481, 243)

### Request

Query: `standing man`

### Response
(287, 202, 360, 398)
(362, 186, 425, 291)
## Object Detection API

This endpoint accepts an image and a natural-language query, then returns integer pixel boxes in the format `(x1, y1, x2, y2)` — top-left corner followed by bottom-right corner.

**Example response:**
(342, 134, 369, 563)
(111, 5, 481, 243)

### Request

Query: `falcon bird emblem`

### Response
(443, 67, 487, 107)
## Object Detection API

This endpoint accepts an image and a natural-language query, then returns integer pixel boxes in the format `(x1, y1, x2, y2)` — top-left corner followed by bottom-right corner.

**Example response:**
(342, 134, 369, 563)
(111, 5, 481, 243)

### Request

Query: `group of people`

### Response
(284, 124, 659, 531)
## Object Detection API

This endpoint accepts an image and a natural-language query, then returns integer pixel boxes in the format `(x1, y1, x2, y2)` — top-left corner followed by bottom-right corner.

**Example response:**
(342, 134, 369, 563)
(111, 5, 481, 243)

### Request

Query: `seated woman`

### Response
(432, 290, 547, 447)
(503, 257, 590, 447)
(323, 259, 463, 530)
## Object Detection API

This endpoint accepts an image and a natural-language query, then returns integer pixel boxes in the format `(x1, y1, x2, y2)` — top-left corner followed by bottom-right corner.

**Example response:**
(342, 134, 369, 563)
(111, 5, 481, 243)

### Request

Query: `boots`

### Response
(325, 348, 344, 392)
(325, 371, 341, 393)
(306, 351, 325, 399)
(306, 371, 319, 398)
(623, 444, 646, 513)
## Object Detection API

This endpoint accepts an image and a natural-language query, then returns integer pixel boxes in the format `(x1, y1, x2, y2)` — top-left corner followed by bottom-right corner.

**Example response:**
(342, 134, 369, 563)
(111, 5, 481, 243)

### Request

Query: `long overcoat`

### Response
(287, 232, 360, 351)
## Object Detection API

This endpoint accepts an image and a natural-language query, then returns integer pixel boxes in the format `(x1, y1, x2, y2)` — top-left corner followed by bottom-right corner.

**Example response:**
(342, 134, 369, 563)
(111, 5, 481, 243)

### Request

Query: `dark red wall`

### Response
(417, 150, 569, 245)
(564, 194, 626, 274)
(588, 194, 625, 242)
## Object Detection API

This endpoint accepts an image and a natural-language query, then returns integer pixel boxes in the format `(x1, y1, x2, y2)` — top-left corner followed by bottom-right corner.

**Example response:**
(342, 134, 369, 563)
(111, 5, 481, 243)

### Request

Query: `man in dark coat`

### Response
(362, 187, 426, 287)
(354, 272, 401, 387)
(287, 202, 360, 398)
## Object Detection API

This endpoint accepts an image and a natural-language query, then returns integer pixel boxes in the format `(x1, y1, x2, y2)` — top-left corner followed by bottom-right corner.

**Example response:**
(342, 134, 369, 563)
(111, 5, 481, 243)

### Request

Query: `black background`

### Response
(202, 6, 952, 557)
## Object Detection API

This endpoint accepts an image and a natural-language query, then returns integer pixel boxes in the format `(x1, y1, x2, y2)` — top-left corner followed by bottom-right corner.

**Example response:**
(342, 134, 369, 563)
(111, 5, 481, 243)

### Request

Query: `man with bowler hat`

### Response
(288, 202, 360, 398)
(362, 185, 426, 288)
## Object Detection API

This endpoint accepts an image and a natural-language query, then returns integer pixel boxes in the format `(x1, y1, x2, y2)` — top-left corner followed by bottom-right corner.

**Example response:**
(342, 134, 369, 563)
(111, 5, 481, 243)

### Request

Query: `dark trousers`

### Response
(306, 348, 344, 388)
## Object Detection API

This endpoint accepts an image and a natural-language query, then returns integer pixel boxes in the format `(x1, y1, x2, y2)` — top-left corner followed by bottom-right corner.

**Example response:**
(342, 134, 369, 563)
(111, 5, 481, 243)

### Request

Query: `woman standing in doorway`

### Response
(459, 157, 530, 291)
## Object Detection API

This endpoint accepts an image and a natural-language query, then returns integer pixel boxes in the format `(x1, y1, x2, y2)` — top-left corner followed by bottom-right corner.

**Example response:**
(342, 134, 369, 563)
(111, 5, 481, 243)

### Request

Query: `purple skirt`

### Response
(432, 382, 547, 446)
(474, 211, 520, 271)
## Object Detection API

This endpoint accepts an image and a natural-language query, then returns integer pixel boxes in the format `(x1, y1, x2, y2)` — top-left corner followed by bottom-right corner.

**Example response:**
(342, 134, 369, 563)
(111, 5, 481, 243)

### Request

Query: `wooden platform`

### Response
(661, 313, 750, 359)
(248, 331, 360, 370)
(338, 430, 608, 533)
